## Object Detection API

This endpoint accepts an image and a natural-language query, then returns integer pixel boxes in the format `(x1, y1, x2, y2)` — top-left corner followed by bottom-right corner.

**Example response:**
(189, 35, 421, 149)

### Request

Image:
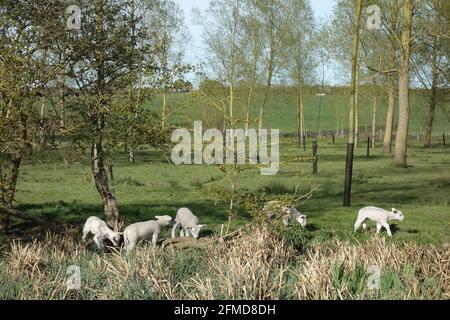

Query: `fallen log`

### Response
(161, 223, 254, 250)
(161, 237, 215, 250)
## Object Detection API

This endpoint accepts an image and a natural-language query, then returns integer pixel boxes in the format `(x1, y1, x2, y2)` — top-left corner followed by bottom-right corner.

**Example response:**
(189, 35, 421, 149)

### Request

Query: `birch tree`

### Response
(62, 0, 162, 230)
(343, 0, 362, 207)
(394, 0, 413, 167)
(0, 0, 66, 225)
(413, 0, 449, 147)
(283, 0, 316, 148)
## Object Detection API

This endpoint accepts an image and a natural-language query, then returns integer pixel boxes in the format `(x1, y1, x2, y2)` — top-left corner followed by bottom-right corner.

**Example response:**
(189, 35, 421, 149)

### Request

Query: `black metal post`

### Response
(343, 143, 354, 207)
(313, 140, 318, 174)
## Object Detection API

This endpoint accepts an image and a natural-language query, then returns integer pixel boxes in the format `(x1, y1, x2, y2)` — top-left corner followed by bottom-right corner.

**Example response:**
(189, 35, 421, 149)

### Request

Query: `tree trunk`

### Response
(128, 0, 136, 163)
(0, 155, 22, 230)
(258, 22, 274, 131)
(245, 86, 253, 134)
(229, 83, 234, 127)
(424, 13, 439, 148)
(128, 81, 136, 163)
(354, 70, 359, 149)
(423, 78, 437, 148)
(344, 0, 362, 207)
(59, 77, 65, 128)
(296, 85, 304, 148)
(394, 0, 412, 167)
(162, 91, 168, 128)
(383, 0, 399, 154)
(39, 96, 47, 146)
(372, 93, 378, 148)
(258, 80, 271, 131)
(91, 140, 120, 231)
(92, 0, 120, 230)
(245, 34, 259, 134)
(383, 78, 396, 153)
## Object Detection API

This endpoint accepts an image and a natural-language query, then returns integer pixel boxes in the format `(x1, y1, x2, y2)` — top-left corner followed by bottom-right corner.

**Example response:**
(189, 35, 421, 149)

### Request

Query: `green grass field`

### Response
(8, 135, 449, 245)
(145, 92, 450, 136)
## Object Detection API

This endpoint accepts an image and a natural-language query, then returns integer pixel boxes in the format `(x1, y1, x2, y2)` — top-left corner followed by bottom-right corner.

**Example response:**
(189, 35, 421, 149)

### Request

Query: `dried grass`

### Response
(0, 228, 448, 300)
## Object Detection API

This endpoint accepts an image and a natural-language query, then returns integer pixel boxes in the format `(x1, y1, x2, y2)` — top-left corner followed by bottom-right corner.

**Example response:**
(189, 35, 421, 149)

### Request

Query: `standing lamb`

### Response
(354, 207, 404, 237)
(82, 216, 123, 250)
(123, 215, 172, 253)
(171, 208, 206, 239)
(263, 201, 307, 227)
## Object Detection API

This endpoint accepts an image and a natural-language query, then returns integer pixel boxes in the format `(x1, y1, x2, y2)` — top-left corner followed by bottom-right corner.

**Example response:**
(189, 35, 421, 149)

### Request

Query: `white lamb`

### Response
(171, 208, 206, 239)
(264, 201, 307, 227)
(123, 215, 172, 253)
(354, 207, 404, 237)
(82, 216, 122, 250)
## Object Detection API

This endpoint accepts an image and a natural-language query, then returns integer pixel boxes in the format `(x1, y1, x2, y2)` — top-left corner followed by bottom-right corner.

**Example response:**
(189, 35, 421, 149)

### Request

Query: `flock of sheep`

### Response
(82, 204, 405, 252)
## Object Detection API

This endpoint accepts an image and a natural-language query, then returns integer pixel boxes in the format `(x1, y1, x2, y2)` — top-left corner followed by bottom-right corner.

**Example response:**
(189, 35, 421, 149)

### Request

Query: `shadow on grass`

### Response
(305, 224, 320, 232)
(2, 200, 236, 242)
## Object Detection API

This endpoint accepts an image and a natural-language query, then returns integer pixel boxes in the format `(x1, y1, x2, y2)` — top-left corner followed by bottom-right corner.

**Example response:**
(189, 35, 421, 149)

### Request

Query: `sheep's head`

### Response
(287, 207, 307, 227)
(111, 232, 123, 246)
(296, 214, 307, 227)
(155, 215, 173, 226)
(391, 208, 404, 221)
(190, 224, 206, 239)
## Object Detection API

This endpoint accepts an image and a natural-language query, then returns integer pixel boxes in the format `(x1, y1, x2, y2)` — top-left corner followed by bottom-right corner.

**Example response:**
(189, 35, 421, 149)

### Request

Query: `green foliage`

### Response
(331, 263, 368, 297)
(275, 224, 313, 251)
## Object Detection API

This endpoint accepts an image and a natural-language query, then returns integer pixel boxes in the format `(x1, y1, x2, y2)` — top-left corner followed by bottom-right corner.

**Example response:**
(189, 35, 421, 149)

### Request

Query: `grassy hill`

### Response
(145, 92, 449, 137)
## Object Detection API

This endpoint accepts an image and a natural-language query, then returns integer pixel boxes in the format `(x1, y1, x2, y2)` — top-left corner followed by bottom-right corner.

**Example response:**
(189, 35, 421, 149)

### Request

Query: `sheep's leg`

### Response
(93, 235, 105, 250)
(180, 229, 185, 237)
(171, 221, 180, 238)
(125, 241, 135, 254)
(354, 216, 366, 232)
(282, 215, 290, 227)
(381, 222, 392, 237)
(82, 230, 89, 242)
(376, 223, 382, 234)
(152, 232, 160, 247)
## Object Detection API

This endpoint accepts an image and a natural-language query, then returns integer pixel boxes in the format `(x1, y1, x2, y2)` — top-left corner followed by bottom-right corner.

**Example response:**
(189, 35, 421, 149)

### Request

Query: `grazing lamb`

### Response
(171, 208, 206, 239)
(354, 207, 404, 237)
(123, 215, 172, 253)
(264, 201, 307, 227)
(82, 216, 122, 250)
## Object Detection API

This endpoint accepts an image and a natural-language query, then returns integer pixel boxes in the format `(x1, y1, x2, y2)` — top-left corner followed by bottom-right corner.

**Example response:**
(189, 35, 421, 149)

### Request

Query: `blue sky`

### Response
(175, 0, 338, 82)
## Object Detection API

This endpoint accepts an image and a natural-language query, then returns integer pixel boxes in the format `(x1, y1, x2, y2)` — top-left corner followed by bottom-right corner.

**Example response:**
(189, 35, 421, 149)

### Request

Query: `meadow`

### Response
(145, 92, 450, 136)
(0, 93, 449, 300)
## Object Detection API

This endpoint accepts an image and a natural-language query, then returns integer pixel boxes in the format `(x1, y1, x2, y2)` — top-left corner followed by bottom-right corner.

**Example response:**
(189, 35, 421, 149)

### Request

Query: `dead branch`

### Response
(162, 237, 214, 250)
(161, 223, 254, 250)
(366, 65, 398, 75)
